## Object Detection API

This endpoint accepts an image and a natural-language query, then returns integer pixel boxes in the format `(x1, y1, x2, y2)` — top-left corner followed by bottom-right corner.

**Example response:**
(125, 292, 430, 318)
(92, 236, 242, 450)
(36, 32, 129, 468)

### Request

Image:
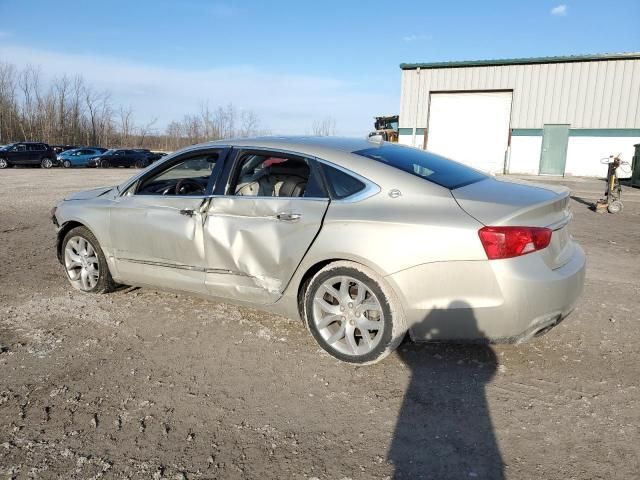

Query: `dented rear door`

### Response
(203, 196, 329, 304)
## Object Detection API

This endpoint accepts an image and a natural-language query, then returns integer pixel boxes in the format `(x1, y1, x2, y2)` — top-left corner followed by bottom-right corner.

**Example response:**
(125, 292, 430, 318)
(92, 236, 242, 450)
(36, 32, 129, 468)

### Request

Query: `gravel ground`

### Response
(0, 168, 639, 479)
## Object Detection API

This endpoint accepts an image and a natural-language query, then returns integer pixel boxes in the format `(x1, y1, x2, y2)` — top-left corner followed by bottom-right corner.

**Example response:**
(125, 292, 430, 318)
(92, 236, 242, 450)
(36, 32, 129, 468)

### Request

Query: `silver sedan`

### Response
(51, 137, 586, 364)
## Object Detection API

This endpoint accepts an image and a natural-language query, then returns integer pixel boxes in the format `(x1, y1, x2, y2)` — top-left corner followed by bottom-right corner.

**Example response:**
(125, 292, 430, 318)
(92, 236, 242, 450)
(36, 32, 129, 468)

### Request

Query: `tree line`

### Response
(0, 62, 268, 151)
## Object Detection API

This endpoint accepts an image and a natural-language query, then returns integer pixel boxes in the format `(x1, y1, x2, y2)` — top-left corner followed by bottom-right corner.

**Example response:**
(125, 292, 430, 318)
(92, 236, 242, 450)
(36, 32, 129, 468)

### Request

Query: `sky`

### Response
(0, 0, 638, 136)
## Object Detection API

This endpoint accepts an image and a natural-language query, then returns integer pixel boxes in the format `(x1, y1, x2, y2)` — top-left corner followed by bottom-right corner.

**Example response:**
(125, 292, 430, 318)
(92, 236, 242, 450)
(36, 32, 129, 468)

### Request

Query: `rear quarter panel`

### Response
(283, 183, 487, 320)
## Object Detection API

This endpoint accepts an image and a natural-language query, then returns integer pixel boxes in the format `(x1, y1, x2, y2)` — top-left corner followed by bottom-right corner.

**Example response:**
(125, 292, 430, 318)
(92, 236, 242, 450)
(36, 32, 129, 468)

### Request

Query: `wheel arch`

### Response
(56, 221, 90, 263)
(293, 256, 392, 320)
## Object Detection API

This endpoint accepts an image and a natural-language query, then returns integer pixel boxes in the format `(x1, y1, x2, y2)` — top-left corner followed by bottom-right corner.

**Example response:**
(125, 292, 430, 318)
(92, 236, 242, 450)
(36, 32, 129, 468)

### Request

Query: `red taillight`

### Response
(478, 226, 552, 260)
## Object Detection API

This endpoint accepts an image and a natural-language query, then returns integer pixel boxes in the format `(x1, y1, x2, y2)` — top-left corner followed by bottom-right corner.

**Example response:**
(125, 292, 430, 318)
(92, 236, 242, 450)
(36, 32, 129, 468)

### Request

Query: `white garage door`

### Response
(427, 91, 513, 174)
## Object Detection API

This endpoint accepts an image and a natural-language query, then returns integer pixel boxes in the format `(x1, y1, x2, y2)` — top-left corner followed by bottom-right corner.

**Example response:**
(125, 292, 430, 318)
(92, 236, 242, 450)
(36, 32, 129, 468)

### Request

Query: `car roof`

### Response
(204, 136, 380, 156)
(193, 136, 448, 196)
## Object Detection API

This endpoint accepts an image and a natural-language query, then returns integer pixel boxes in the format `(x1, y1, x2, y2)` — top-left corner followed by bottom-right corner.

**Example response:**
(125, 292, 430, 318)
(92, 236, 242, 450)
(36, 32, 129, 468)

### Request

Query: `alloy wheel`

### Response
(64, 236, 100, 291)
(312, 275, 385, 356)
(0, 158, 7, 169)
(41, 158, 53, 168)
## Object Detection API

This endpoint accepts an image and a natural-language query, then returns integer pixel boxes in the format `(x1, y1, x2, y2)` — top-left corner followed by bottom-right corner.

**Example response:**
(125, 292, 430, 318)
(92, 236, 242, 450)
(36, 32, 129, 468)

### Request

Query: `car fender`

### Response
(55, 199, 115, 271)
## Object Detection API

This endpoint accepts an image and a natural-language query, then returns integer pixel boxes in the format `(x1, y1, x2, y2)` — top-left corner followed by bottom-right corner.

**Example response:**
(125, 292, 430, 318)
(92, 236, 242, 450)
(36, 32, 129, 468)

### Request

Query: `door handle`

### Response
(179, 208, 195, 217)
(276, 212, 301, 222)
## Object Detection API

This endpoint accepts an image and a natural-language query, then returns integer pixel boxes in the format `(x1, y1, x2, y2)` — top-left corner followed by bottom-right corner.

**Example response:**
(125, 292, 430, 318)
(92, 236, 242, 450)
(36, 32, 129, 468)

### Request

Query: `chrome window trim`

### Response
(117, 194, 210, 201)
(117, 145, 380, 203)
(209, 195, 329, 202)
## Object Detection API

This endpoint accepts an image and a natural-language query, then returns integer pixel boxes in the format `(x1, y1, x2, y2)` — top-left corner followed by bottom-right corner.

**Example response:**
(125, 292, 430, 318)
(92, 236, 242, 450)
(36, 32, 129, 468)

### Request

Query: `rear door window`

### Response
(353, 144, 488, 190)
(228, 152, 327, 199)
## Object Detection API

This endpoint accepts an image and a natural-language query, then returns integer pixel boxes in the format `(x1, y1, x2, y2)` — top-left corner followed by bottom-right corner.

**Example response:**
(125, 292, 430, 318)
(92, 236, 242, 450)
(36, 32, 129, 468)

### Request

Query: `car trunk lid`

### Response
(452, 177, 573, 269)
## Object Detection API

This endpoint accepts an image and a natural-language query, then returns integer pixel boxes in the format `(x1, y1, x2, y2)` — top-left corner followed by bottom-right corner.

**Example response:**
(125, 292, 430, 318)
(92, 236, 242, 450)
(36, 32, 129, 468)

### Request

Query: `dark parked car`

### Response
(151, 151, 168, 162)
(0, 142, 57, 168)
(132, 149, 167, 164)
(87, 149, 149, 168)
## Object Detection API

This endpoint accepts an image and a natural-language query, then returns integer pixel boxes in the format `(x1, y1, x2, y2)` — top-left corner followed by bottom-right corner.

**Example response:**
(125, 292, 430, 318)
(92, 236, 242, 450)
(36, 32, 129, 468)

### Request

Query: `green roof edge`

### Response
(400, 52, 640, 70)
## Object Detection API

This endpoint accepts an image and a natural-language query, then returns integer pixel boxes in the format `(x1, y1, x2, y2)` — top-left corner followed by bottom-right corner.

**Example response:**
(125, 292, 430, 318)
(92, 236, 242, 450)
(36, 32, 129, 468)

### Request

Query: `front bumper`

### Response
(86, 160, 100, 167)
(386, 243, 586, 342)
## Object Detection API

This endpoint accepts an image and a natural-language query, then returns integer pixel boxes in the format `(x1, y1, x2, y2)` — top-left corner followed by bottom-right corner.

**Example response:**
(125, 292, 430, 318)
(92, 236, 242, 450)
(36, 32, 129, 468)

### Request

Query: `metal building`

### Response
(398, 52, 640, 177)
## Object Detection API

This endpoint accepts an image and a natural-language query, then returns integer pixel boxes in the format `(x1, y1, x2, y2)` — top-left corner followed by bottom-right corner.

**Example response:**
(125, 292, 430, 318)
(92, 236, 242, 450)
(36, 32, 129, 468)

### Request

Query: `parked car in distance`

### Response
(87, 149, 149, 168)
(52, 145, 80, 155)
(132, 149, 167, 164)
(58, 147, 108, 168)
(0, 142, 57, 168)
(51, 137, 586, 364)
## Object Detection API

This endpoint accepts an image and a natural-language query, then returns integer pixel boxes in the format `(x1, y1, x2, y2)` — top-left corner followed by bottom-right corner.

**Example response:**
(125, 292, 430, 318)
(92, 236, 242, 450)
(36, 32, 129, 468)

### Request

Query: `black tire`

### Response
(135, 160, 146, 168)
(100, 159, 110, 168)
(63, 160, 72, 168)
(41, 157, 53, 168)
(303, 261, 406, 365)
(61, 226, 116, 294)
(0, 158, 8, 169)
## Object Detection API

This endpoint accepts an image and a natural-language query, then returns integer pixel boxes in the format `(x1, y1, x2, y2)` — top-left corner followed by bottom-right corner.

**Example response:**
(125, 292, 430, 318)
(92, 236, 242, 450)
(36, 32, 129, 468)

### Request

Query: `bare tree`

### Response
(0, 61, 267, 151)
(311, 116, 336, 136)
(137, 117, 158, 147)
(239, 109, 259, 138)
(118, 105, 134, 146)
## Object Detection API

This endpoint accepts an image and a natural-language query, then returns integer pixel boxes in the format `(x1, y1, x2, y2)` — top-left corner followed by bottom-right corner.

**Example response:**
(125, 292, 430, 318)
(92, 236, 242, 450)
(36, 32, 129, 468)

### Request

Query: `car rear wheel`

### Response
(62, 160, 72, 168)
(41, 158, 53, 168)
(303, 261, 406, 364)
(62, 226, 115, 293)
(135, 160, 146, 168)
(0, 158, 8, 169)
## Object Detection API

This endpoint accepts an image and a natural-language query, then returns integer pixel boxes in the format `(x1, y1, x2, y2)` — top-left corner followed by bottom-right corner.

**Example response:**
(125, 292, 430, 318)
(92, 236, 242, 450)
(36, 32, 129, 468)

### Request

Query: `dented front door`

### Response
(203, 196, 329, 304)
(110, 195, 208, 293)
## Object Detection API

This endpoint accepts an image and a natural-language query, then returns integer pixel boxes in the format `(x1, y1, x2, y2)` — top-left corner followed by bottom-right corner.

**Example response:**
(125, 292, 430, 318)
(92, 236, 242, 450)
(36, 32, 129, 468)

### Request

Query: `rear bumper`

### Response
(386, 243, 586, 342)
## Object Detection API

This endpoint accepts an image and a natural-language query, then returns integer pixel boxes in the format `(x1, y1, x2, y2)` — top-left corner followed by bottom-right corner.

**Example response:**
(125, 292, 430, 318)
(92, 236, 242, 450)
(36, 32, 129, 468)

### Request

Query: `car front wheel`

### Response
(0, 158, 8, 169)
(41, 158, 53, 168)
(62, 226, 115, 293)
(303, 261, 406, 364)
(62, 160, 72, 168)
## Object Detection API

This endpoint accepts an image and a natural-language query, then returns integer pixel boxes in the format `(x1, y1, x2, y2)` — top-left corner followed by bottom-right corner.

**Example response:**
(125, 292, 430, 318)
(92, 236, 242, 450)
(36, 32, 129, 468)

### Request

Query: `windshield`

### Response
(353, 144, 488, 190)
(0, 143, 15, 151)
(103, 149, 116, 155)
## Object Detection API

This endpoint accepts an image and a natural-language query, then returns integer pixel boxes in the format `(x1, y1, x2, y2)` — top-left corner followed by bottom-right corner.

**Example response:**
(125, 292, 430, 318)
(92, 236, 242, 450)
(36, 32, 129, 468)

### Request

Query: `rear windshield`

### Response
(353, 144, 488, 190)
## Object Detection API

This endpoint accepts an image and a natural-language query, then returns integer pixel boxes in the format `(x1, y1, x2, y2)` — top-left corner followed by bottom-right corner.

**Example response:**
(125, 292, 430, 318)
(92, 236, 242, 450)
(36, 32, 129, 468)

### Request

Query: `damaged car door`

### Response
(203, 150, 329, 304)
(110, 149, 228, 293)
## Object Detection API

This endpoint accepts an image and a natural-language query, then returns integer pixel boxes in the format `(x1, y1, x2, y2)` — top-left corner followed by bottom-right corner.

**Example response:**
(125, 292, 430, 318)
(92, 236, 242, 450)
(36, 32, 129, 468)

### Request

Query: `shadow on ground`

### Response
(388, 301, 504, 479)
(570, 195, 596, 210)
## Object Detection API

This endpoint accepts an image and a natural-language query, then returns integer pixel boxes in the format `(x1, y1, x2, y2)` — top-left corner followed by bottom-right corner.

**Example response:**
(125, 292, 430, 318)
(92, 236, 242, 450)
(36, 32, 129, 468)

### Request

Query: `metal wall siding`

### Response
(399, 59, 640, 129)
(631, 61, 640, 126)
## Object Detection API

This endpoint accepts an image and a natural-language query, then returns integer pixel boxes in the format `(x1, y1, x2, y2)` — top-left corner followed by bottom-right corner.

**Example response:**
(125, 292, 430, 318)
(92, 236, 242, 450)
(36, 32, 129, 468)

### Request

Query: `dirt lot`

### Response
(1, 168, 639, 479)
